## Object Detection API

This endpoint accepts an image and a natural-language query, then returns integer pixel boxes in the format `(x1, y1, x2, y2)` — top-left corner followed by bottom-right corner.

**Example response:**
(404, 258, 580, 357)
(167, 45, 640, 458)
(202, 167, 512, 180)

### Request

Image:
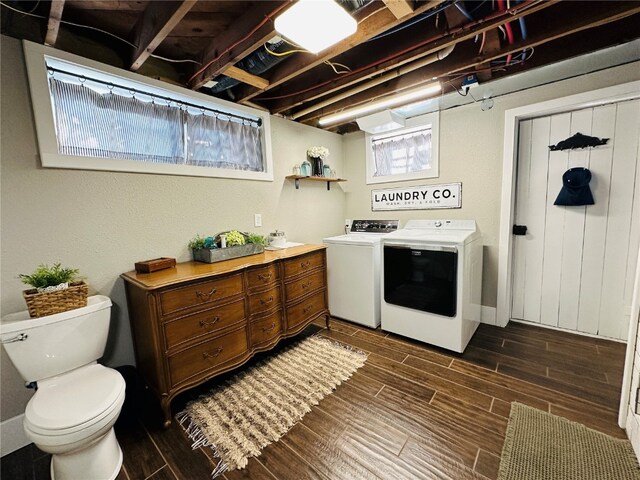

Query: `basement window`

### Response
(22, 41, 273, 181)
(365, 112, 439, 184)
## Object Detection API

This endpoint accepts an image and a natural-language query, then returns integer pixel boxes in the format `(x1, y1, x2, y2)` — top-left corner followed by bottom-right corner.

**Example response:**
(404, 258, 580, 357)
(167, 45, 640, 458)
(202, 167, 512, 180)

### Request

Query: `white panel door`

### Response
(511, 99, 640, 340)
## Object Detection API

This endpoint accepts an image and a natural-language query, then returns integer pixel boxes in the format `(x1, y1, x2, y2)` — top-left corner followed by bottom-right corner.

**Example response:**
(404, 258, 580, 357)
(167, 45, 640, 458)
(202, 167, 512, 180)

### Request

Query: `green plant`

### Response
(188, 234, 206, 250)
(246, 233, 268, 246)
(225, 230, 246, 247)
(19, 263, 80, 289)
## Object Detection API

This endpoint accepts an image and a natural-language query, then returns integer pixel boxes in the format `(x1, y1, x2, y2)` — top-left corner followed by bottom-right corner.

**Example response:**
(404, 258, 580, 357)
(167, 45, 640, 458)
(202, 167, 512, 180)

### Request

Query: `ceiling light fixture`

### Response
(318, 81, 442, 127)
(274, 0, 357, 54)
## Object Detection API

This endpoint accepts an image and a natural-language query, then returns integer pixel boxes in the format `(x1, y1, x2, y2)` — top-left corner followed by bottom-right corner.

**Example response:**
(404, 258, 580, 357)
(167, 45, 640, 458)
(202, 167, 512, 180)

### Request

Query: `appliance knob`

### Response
(435, 221, 442, 227)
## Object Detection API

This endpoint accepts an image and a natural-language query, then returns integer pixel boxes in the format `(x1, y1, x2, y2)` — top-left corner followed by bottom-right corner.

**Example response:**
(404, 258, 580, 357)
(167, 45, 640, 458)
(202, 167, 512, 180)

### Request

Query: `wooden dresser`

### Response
(121, 244, 329, 426)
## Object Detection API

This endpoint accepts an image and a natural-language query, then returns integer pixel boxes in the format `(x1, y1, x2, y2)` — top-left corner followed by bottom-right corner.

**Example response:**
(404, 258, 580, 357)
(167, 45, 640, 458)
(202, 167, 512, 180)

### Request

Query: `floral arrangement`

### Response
(307, 146, 330, 160)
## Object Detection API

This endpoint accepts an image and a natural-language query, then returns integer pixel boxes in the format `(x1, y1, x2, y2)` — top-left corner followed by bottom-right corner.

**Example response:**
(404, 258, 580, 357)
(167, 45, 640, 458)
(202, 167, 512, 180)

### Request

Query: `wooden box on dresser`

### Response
(121, 244, 330, 427)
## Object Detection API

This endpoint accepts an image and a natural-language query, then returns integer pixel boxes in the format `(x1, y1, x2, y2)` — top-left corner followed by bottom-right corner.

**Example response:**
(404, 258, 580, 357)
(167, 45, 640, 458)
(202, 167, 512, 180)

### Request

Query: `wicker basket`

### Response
(22, 281, 89, 318)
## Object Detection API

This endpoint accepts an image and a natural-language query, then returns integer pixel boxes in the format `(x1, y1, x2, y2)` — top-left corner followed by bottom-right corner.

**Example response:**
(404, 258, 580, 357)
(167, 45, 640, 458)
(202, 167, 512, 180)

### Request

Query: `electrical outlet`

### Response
(345, 219, 351, 227)
(254, 213, 262, 227)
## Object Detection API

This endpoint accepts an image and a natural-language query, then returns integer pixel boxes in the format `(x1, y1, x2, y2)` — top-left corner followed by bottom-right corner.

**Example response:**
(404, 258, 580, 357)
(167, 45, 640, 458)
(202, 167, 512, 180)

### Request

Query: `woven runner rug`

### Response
(498, 402, 640, 480)
(176, 335, 367, 477)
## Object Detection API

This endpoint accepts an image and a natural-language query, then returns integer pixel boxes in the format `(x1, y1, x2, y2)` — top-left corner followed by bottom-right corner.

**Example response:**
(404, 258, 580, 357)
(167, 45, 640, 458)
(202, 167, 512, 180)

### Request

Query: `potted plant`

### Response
(19, 263, 88, 318)
(189, 231, 266, 263)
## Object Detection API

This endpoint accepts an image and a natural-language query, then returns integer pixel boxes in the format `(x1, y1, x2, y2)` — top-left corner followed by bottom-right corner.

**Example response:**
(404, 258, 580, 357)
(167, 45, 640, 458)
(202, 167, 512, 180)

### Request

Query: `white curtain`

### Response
(372, 128, 431, 177)
(49, 78, 185, 164)
(185, 112, 263, 171)
(49, 77, 264, 172)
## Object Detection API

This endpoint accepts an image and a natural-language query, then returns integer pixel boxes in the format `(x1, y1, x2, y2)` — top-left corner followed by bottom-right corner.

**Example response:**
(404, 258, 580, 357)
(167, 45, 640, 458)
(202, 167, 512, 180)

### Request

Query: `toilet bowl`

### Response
(0, 295, 126, 480)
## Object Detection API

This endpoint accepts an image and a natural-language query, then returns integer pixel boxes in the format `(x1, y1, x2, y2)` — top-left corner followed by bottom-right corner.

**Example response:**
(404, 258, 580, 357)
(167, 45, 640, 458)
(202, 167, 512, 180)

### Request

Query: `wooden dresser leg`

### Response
(325, 314, 331, 330)
(161, 397, 172, 429)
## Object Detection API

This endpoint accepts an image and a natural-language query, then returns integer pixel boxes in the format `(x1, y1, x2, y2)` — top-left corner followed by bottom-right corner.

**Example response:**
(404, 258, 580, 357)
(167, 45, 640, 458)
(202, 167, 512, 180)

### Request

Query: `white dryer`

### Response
(381, 220, 483, 352)
(323, 220, 398, 328)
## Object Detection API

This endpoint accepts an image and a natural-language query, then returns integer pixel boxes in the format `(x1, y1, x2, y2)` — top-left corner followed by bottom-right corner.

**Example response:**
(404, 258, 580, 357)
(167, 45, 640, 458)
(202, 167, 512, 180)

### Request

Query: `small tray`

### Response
(135, 257, 176, 273)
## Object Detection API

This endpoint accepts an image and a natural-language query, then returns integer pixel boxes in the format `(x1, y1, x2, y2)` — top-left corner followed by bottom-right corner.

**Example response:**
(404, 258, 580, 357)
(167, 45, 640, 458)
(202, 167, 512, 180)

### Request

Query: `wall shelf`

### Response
(286, 175, 347, 191)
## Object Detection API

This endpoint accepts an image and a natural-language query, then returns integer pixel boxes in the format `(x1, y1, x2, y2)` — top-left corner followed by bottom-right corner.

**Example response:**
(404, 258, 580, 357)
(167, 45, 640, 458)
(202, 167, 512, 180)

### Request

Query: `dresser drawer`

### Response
(168, 327, 248, 387)
(246, 264, 279, 289)
(164, 299, 245, 349)
(250, 310, 282, 347)
(283, 251, 325, 278)
(160, 274, 243, 316)
(285, 269, 325, 302)
(286, 289, 326, 331)
(248, 285, 281, 316)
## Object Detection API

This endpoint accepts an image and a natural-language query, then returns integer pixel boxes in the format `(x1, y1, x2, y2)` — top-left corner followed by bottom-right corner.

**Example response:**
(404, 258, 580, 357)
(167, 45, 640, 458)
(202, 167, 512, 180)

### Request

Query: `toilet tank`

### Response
(0, 295, 112, 383)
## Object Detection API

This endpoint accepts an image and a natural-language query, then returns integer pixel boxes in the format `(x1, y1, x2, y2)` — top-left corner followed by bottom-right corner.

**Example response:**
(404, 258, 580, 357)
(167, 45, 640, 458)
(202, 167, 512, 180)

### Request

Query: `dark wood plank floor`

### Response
(2, 319, 626, 480)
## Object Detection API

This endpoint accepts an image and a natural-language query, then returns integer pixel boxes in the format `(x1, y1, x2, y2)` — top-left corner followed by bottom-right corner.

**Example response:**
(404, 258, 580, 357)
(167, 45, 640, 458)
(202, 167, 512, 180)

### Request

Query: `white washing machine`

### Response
(381, 219, 483, 352)
(323, 220, 399, 328)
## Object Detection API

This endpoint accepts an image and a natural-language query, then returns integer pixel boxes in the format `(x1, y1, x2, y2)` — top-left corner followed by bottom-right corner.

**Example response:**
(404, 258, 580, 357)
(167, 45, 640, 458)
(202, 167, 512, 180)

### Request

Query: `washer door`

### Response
(383, 244, 458, 317)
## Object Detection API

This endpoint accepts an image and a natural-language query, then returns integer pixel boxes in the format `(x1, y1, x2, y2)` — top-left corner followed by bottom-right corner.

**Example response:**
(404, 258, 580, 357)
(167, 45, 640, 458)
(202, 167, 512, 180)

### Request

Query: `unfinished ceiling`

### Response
(2, 0, 639, 133)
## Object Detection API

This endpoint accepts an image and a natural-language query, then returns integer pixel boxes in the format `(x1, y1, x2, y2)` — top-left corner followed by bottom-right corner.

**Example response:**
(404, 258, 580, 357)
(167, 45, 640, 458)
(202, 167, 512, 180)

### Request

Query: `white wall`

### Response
(343, 60, 640, 308)
(0, 35, 346, 424)
(624, 249, 640, 460)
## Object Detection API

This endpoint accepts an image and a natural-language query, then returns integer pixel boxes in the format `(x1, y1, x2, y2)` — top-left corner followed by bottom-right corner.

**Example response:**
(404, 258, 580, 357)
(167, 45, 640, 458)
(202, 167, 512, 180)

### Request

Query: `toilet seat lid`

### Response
(25, 364, 125, 433)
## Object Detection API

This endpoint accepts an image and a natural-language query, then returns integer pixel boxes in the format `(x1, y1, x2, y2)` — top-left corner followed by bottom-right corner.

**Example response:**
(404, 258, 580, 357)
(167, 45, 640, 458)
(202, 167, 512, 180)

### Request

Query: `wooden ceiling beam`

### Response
(234, 0, 446, 103)
(129, 1, 196, 71)
(382, 0, 414, 19)
(45, 0, 65, 46)
(265, 0, 558, 114)
(188, 1, 289, 90)
(297, 4, 640, 127)
(224, 66, 270, 90)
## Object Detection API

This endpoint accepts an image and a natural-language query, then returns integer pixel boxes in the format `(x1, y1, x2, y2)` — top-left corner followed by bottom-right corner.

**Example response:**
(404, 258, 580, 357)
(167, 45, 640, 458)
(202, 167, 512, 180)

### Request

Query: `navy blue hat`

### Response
(554, 167, 594, 206)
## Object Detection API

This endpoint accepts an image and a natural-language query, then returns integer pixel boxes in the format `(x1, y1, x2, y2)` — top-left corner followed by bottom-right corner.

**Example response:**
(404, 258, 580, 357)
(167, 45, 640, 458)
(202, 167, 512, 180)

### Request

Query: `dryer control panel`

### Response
(350, 220, 399, 233)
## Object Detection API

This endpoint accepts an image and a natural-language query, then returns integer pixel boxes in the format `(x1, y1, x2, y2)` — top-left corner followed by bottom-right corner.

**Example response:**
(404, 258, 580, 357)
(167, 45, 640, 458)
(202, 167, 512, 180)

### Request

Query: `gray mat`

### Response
(498, 402, 640, 480)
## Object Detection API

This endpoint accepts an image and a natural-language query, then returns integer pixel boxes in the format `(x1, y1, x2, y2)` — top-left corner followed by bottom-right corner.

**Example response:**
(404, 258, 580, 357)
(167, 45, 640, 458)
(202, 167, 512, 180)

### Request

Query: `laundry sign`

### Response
(371, 183, 462, 211)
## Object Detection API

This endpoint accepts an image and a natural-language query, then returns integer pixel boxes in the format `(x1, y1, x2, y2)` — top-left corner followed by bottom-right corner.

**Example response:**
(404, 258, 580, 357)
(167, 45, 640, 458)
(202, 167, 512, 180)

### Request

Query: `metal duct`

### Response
(204, 0, 373, 97)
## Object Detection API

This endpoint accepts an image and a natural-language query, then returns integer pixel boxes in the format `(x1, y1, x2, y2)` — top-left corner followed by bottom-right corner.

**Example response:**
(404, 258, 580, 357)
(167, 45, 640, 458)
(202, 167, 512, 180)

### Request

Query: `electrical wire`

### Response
(368, 1, 452, 42)
(324, 61, 351, 74)
(148, 54, 200, 65)
(497, 0, 514, 64)
(256, 1, 537, 102)
(264, 43, 309, 57)
(478, 32, 486, 55)
(187, 2, 289, 85)
(0, 1, 138, 48)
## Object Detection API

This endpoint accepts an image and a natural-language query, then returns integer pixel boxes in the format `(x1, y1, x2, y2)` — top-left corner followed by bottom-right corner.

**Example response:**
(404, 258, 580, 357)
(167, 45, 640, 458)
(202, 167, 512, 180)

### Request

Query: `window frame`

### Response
(365, 111, 439, 184)
(22, 40, 274, 181)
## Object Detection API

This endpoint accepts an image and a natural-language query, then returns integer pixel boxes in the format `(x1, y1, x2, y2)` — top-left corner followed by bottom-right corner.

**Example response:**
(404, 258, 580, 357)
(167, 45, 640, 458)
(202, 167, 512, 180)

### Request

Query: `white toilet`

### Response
(0, 295, 126, 480)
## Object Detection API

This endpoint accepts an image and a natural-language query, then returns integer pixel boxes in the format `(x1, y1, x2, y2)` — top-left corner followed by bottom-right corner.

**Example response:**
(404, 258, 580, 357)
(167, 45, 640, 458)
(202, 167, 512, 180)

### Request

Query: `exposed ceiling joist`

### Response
(2, 0, 639, 134)
(44, 0, 65, 47)
(224, 65, 270, 90)
(298, 3, 640, 127)
(234, 0, 446, 104)
(267, 0, 559, 114)
(188, 1, 289, 90)
(129, 1, 196, 71)
(382, 0, 414, 19)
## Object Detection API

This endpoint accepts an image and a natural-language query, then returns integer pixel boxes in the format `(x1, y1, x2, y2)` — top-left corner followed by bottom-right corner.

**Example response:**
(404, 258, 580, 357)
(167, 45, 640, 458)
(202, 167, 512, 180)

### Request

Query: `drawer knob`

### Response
(301, 260, 311, 268)
(199, 316, 220, 328)
(260, 296, 274, 305)
(196, 288, 217, 302)
(202, 347, 223, 359)
(303, 304, 313, 314)
(257, 272, 273, 281)
(262, 322, 276, 332)
(302, 281, 312, 290)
